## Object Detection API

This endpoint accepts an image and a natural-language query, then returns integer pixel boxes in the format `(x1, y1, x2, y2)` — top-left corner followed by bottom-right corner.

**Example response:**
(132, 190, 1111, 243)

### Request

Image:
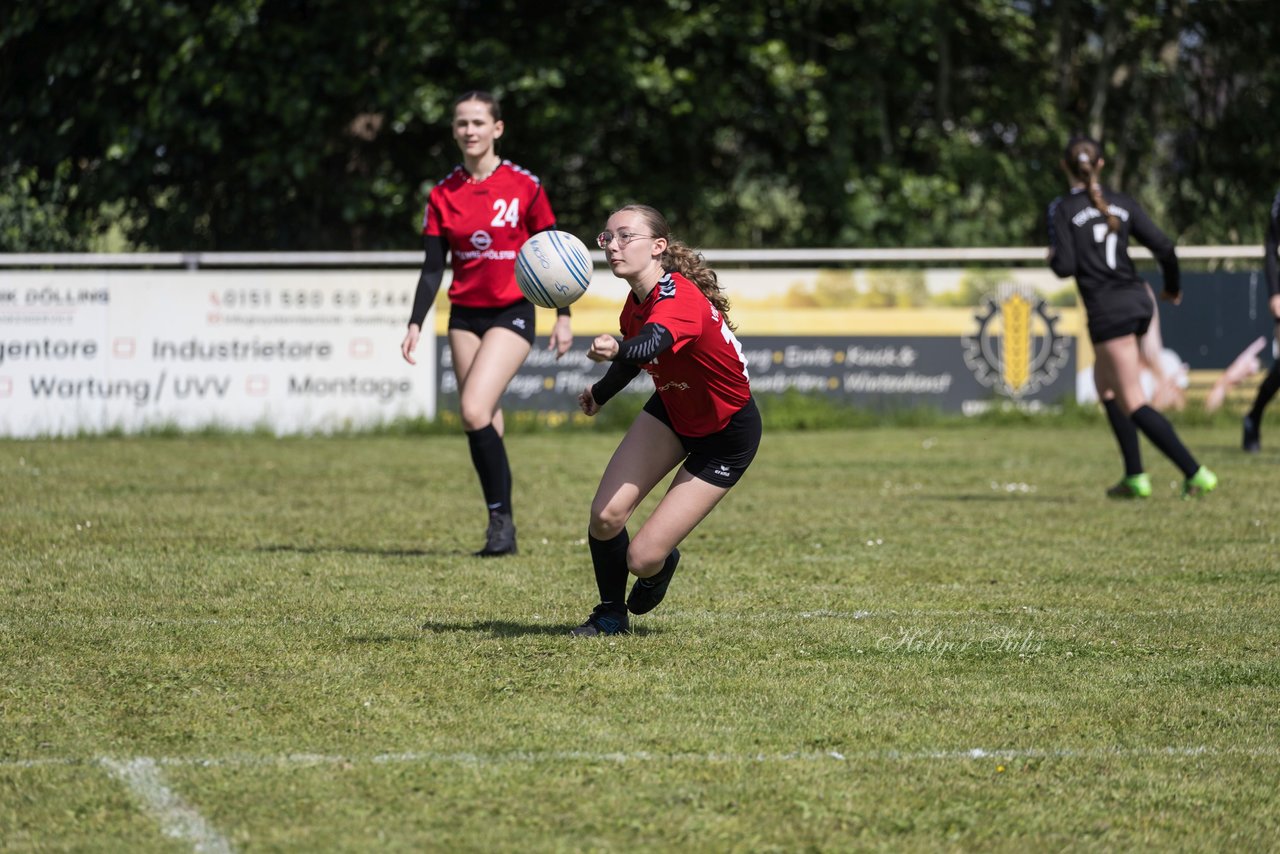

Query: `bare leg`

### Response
(449, 327, 533, 553)
(1093, 335, 1147, 415)
(1138, 282, 1185, 409)
(628, 470, 733, 577)
(1099, 335, 1204, 481)
(589, 411, 686, 547)
(449, 327, 531, 434)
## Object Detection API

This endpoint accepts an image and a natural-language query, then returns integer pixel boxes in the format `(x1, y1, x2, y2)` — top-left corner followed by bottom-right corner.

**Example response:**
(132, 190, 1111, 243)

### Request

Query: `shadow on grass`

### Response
(1201, 443, 1269, 456)
(917, 494, 1074, 503)
(343, 633, 426, 645)
(419, 619, 655, 638)
(255, 544, 457, 558)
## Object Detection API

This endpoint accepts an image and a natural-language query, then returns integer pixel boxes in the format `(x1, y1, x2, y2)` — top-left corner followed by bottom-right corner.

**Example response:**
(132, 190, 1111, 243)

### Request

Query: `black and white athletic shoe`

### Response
(474, 511, 517, 557)
(627, 548, 680, 615)
(569, 603, 630, 637)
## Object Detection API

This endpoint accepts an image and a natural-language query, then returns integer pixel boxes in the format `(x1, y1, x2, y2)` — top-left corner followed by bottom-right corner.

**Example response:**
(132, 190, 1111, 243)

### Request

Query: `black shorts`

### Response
(1086, 286, 1155, 344)
(643, 394, 762, 487)
(448, 299, 536, 345)
(1090, 313, 1152, 344)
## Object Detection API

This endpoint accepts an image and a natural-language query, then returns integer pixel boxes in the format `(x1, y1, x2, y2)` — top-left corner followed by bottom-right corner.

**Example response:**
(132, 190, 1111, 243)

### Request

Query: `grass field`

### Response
(2, 420, 1278, 851)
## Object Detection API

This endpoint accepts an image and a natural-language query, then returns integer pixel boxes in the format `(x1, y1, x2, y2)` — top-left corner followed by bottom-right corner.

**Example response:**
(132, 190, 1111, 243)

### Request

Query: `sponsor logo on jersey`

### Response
(962, 285, 1069, 399)
(656, 381, 690, 392)
(470, 230, 493, 250)
(453, 249, 516, 261)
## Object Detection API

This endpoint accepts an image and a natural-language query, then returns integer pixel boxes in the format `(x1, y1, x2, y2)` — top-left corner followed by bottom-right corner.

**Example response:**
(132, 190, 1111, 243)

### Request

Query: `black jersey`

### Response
(1266, 189, 1280, 299)
(1047, 186, 1180, 326)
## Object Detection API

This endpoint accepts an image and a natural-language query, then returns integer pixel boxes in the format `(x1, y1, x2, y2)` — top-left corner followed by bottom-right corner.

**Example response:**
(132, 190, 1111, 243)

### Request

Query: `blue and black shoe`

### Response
(570, 603, 630, 637)
(627, 548, 680, 615)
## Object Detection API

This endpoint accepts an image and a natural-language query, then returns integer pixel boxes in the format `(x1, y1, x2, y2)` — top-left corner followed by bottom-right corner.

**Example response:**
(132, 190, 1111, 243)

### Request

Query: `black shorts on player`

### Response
(448, 299, 537, 345)
(642, 393, 762, 488)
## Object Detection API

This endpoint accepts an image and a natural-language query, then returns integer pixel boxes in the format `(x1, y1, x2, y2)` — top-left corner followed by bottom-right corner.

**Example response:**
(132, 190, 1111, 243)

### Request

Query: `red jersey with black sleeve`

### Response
(422, 160, 555, 308)
(619, 271, 751, 436)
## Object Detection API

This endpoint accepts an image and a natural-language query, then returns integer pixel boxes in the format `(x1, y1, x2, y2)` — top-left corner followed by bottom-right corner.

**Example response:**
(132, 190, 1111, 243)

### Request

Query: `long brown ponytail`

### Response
(1065, 137, 1119, 233)
(613, 204, 736, 331)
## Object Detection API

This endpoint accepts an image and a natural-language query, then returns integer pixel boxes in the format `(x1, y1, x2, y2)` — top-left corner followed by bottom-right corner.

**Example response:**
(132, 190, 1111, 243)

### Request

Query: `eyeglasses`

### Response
(596, 230, 654, 249)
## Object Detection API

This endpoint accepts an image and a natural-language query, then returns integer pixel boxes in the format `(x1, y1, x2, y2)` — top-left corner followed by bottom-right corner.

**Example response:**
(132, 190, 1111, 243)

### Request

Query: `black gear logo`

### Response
(962, 288, 1069, 399)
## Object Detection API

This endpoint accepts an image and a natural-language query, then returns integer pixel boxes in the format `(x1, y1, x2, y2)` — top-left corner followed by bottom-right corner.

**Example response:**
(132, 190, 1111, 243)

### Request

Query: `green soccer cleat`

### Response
(1106, 473, 1152, 499)
(1182, 466, 1218, 499)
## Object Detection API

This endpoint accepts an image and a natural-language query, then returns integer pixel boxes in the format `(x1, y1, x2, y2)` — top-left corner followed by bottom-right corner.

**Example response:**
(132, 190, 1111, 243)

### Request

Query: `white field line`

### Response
(169, 744, 1280, 768)
(5, 743, 1278, 773)
(14, 744, 1257, 854)
(99, 757, 233, 854)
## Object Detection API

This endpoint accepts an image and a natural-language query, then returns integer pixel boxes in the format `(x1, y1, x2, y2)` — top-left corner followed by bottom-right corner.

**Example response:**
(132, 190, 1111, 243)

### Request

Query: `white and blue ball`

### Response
(515, 230, 593, 309)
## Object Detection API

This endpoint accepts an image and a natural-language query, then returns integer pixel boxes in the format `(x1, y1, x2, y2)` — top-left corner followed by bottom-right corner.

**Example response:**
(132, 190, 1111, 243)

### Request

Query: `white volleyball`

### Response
(514, 230, 594, 309)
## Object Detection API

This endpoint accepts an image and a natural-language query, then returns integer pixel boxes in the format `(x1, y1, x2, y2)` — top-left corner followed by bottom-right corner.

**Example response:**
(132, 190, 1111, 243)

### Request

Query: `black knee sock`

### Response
(1248, 362, 1280, 423)
(1103, 399, 1144, 477)
(1130, 405, 1199, 478)
(588, 529, 630, 609)
(465, 425, 510, 515)
(499, 449, 514, 516)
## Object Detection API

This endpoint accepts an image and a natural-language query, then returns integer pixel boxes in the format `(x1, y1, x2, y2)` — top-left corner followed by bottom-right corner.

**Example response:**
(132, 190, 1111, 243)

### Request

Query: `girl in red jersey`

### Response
(1047, 136, 1216, 499)
(401, 91, 573, 556)
(570, 204, 761, 636)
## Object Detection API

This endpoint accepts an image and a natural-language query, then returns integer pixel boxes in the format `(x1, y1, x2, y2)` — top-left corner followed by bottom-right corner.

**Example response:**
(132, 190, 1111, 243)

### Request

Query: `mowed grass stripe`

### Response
(2, 424, 1277, 850)
(5, 742, 1280, 771)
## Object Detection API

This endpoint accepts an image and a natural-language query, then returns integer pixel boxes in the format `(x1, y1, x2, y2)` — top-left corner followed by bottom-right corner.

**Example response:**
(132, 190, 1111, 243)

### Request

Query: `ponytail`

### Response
(1065, 137, 1119, 234)
(662, 241, 735, 331)
(612, 203, 737, 331)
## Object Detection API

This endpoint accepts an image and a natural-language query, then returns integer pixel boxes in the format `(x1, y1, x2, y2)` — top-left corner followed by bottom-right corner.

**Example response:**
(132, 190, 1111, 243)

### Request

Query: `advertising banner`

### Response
(0, 271, 434, 437)
(11, 261, 1262, 434)
(437, 267, 1083, 418)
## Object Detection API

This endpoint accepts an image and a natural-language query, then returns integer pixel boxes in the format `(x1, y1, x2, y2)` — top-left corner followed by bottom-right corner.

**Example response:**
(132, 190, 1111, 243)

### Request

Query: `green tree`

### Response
(3, 0, 1279, 251)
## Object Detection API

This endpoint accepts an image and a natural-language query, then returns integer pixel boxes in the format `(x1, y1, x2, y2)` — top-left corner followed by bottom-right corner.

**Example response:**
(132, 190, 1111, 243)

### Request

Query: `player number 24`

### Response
(491, 199, 520, 228)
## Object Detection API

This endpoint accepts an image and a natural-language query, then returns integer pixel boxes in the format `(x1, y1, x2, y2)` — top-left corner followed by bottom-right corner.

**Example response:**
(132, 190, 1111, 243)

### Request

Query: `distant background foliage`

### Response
(3, 0, 1278, 252)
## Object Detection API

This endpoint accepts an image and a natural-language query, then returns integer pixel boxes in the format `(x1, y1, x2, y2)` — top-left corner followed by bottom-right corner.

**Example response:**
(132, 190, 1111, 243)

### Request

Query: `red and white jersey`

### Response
(422, 160, 556, 308)
(620, 271, 751, 436)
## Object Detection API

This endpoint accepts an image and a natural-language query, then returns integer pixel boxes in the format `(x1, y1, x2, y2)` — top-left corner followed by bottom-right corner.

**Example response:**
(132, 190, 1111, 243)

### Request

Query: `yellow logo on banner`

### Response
(962, 286, 1069, 399)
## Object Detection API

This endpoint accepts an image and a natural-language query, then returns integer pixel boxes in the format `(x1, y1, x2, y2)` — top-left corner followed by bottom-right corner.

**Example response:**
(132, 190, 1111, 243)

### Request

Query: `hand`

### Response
(1160, 289, 1182, 306)
(401, 324, 421, 365)
(578, 385, 600, 416)
(548, 315, 573, 360)
(587, 334, 619, 363)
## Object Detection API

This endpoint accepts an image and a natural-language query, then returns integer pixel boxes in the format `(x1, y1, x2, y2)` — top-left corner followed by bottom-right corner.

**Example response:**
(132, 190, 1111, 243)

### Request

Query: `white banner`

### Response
(0, 271, 435, 437)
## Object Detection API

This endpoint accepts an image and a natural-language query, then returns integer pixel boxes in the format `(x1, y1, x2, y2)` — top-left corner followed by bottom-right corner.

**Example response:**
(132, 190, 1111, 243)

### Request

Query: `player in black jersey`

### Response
(1241, 189, 1280, 452)
(1047, 136, 1218, 498)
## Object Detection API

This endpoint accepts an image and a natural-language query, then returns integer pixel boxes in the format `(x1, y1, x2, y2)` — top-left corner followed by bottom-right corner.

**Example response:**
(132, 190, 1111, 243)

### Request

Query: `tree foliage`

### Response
(3, 0, 1278, 252)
